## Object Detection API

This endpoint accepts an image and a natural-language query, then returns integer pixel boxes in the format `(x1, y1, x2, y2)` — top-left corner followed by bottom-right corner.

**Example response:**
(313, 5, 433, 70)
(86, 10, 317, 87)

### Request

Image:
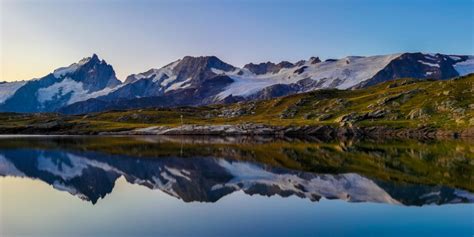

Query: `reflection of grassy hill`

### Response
(0, 136, 472, 192)
(0, 74, 472, 134)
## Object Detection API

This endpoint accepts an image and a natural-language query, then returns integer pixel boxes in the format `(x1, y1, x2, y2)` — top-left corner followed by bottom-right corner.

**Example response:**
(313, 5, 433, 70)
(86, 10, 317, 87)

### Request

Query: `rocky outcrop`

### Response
(357, 53, 464, 88)
(97, 124, 473, 138)
(248, 78, 323, 101)
(243, 61, 294, 75)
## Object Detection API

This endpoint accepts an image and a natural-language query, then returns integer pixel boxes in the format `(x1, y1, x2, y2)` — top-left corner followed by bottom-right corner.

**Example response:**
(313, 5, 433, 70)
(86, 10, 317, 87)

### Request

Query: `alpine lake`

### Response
(0, 135, 472, 237)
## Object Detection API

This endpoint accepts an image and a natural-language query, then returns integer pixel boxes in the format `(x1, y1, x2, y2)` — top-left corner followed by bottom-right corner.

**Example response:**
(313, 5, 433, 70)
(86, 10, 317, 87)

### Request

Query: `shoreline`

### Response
(101, 124, 474, 139)
(1, 124, 472, 139)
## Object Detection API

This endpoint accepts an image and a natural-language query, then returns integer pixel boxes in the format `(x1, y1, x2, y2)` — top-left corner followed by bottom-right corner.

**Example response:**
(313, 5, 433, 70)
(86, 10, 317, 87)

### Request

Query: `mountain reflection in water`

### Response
(0, 136, 472, 206)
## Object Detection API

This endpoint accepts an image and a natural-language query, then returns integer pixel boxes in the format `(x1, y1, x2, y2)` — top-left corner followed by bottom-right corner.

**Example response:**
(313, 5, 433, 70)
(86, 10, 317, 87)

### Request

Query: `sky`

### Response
(1, 0, 473, 82)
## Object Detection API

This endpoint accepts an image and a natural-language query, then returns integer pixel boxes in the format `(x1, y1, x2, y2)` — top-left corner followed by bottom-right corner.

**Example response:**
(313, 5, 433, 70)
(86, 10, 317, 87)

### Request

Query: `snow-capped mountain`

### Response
(101, 55, 236, 101)
(0, 54, 120, 112)
(60, 52, 474, 114)
(1, 149, 472, 205)
(1, 52, 473, 114)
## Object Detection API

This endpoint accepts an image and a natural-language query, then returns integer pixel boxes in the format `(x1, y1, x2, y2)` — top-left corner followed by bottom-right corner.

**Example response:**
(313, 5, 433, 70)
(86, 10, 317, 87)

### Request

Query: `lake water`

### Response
(0, 136, 473, 237)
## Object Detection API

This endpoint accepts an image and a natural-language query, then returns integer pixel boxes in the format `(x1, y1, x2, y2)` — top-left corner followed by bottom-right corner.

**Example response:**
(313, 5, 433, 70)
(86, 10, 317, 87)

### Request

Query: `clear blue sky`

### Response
(1, 0, 473, 81)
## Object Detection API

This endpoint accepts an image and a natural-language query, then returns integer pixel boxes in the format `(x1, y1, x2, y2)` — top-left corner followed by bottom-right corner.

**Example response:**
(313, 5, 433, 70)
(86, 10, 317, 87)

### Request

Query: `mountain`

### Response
(0, 54, 121, 113)
(1, 52, 473, 114)
(59, 52, 474, 114)
(99, 56, 236, 105)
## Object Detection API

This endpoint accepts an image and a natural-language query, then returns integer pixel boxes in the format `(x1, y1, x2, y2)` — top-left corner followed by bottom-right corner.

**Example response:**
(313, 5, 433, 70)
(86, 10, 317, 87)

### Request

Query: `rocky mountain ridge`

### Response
(0, 52, 472, 114)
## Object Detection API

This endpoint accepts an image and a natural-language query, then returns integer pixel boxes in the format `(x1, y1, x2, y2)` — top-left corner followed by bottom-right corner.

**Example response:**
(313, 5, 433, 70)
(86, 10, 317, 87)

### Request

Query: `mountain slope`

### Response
(0, 81, 26, 104)
(100, 56, 236, 103)
(0, 54, 121, 113)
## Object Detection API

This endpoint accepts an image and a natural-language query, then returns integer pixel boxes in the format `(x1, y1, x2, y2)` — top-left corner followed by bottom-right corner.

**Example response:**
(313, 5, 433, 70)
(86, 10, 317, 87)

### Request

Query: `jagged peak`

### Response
(77, 53, 101, 65)
(308, 56, 321, 64)
(180, 55, 226, 65)
(176, 55, 235, 72)
(243, 60, 295, 75)
(53, 54, 110, 78)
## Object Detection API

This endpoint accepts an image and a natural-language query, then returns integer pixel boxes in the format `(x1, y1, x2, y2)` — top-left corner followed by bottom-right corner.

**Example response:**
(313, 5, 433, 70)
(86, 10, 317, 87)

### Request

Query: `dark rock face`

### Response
(293, 66, 308, 74)
(244, 61, 295, 75)
(294, 60, 306, 66)
(248, 78, 321, 101)
(243, 57, 320, 74)
(68, 54, 121, 92)
(102, 77, 164, 101)
(173, 56, 235, 85)
(358, 53, 463, 88)
(309, 57, 321, 64)
(163, 75, 235, 106)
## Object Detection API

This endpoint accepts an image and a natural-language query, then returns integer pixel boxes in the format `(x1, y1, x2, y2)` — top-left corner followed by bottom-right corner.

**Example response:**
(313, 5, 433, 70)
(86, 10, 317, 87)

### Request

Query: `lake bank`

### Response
(1, 123, 472, 139)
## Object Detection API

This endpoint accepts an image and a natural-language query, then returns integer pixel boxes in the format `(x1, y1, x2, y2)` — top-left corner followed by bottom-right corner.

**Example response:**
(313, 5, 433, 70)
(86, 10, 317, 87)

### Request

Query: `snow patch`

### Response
(217, 54, 402, 99)
(165, 166, 191, 181)
(0, 155, 25, 177)
(37, 153, 90, 180)
(53, 57, 91, 78)
(36, 78, 122, 105)
(161, 75, 178, 86)
(453, 56, 474, 76)
(0, 81, 26, 103)
(418, 60, 440, 68)
(211, 68, 227, 74)
(165, 77, 192, 92)
(449, 56, 461, 61)
(37, 78, 85, 104)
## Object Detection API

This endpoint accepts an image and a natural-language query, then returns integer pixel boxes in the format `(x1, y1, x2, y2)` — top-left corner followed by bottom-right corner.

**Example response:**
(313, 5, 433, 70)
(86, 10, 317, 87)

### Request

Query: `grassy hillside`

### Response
(0, 74, 472, 134)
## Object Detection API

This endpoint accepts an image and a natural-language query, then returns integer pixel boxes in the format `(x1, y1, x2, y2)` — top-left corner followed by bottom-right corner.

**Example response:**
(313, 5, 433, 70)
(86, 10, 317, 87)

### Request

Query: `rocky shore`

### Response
(98, 124, 473, 139)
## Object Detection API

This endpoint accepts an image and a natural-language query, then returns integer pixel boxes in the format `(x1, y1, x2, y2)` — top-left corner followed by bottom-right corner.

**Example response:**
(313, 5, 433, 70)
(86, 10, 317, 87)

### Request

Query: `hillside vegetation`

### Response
(0, 74, 472, 135)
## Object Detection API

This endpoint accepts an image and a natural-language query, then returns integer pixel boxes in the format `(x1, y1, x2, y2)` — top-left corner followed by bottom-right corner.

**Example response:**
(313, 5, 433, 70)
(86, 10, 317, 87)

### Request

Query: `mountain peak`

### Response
(180, 55, 228, 67)
(175, 55, 235, 74)
(54, 54, 105, 79)
(244, 60, 294, 75)
(309, 56, 321, 64)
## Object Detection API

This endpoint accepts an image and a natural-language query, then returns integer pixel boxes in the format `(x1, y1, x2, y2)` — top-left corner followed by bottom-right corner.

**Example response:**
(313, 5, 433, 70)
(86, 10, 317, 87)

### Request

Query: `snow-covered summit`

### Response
(0, 54, 122, 112)
(53, 54, 98, 78)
